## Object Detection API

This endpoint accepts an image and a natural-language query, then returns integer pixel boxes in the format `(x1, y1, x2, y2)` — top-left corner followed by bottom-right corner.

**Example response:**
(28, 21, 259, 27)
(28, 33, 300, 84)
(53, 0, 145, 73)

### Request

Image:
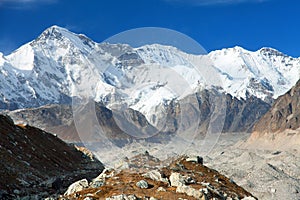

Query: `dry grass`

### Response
(63, 156, 256, 200)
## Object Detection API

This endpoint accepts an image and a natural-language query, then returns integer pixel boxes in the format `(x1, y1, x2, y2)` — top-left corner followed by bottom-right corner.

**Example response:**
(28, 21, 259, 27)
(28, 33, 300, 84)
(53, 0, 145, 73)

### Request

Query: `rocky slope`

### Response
(3, 102, 157, 143)
(0, 114, 104, 199)
(253, 79, 300, 132)
(246, 79, 300, 150)
(0, 114, 258, 200)
(60, 154, 256, 200)
(4, 88, 270, 145)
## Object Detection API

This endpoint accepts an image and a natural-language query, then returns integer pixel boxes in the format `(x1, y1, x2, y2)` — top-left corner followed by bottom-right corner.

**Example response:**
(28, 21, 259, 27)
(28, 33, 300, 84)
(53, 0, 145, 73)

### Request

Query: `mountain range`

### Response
(1, 25, 300, 200)
(1, 25, 299, 139)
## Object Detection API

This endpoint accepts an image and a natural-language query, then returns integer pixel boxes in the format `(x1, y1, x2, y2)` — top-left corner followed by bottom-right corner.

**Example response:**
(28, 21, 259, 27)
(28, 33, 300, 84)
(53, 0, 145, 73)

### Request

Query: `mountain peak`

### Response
(38, 25, 73, 41)
(259, 47, 287, 57)
(34, 25, 96, 53)
(47, 25, 68, 32)
(232, 46, 246, 51)
(210, 46, 250, 56)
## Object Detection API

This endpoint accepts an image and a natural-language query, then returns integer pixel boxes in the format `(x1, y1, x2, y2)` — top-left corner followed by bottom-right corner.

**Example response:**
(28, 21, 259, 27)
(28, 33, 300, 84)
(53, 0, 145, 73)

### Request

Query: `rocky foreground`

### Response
(0, 113, 257, 200)
(58, 153, 256, 200)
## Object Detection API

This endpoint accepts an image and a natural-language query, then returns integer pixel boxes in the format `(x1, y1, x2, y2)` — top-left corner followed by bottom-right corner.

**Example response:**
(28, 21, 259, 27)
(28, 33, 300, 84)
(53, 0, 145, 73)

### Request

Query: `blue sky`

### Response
(0, 0, 299, 57)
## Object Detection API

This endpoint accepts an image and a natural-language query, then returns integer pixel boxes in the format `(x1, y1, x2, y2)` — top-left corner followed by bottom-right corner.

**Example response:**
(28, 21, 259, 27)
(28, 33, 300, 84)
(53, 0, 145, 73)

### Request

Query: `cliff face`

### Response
(0, 114, 104, 199)
(5, 90, 271, 147)
(253, 79, 300, 133)
(246, 79, 300, 150)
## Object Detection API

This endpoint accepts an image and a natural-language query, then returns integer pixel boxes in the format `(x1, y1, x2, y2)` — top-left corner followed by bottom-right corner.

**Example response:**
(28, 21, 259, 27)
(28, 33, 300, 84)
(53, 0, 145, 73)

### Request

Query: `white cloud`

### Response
(164, 0, 269, 6)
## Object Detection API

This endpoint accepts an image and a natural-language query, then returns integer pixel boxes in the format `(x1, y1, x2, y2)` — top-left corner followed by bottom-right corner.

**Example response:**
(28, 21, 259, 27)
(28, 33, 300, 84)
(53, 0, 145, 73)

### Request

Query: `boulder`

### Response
(176, 185, 205, 199)
(170, 172, 185, 187)
(136, 180, 149, 189)
(157, 187, 166, 192)
(64, 179, 89, 196)
(142, 170, 168, 183)
(186, 156, 203, 164)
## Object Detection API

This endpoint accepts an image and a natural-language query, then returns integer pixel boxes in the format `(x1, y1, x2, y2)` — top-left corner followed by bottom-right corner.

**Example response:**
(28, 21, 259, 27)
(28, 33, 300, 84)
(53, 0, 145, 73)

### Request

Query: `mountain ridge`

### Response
(0, 25, 299, 134)
(245, 79, 300, 150)
(1, 25, 298, 107)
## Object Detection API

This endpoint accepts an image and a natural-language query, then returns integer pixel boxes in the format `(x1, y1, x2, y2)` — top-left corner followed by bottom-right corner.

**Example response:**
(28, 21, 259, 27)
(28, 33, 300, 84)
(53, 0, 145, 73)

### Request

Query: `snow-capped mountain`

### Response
(208, 46, 299, 101)
(0, 25, 299, 127)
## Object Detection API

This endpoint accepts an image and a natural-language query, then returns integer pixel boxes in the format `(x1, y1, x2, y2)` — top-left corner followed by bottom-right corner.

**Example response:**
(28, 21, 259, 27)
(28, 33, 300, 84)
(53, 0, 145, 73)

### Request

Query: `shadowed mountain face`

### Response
(4, 89, 270, 146)
(246, 79, 300, 150)
(253, 79, 300, 133)
(0, 114, 104, 199)
(222, 93, 271, 132)
(4, 103, 157, 143)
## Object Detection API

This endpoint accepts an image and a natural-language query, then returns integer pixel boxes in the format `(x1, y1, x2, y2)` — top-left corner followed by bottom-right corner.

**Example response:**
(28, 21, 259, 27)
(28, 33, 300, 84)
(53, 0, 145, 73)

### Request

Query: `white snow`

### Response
(6, 44, 34, 71)
(0, 25, 299, 126)
(208, 46, 300, 99)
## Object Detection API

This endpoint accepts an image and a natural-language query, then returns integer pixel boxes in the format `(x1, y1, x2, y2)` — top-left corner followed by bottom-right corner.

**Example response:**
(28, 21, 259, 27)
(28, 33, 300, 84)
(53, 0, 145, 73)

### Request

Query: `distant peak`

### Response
(137, 43, 182, 53)
(32, 25, 97, 52)
(259, 47, 286, 57)
(232, 46, 245, 51)
(259, 47, 278, 51)
(37, 25, 67, 41)
(209, 46, 288, 57)
(46, 25, 69, 33)
(209, 46, 249, 55)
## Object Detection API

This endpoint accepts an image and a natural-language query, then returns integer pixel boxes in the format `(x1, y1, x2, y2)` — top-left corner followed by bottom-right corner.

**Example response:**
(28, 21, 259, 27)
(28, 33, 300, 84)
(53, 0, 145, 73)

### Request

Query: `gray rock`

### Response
(83, 197, 94, 200)
(186, 156, 203, 164)
(142, 170, 168, 183)
(13, 189, 20, 195)
(185, 176, 196, 184)
(64, 178, 89, 196)
(136, 180, 149, 189)
(157, 186, 166, 192)
(169, 172, 185, 187)
(90, 180, 104, 188)
(200, 187, 208, 194)
(93, 168, 114, 182)
(106, 194, 137, 200)
(44, 197, 57, 200)
(241, 197, 256, 200)
(176, 185, 204, 199)
(270, 188, 276, 193)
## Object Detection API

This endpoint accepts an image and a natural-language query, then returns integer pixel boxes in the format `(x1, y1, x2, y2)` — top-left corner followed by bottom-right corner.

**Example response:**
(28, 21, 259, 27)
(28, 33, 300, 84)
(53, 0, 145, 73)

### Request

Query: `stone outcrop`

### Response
(64, 179, 89, 196)
(62, 155, 257, 200)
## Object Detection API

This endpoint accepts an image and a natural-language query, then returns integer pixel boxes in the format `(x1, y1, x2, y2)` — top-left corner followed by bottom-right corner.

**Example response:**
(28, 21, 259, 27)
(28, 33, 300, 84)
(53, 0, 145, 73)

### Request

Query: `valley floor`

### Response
(86, 132, 300, 200)
(204, 133, 300, 200)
